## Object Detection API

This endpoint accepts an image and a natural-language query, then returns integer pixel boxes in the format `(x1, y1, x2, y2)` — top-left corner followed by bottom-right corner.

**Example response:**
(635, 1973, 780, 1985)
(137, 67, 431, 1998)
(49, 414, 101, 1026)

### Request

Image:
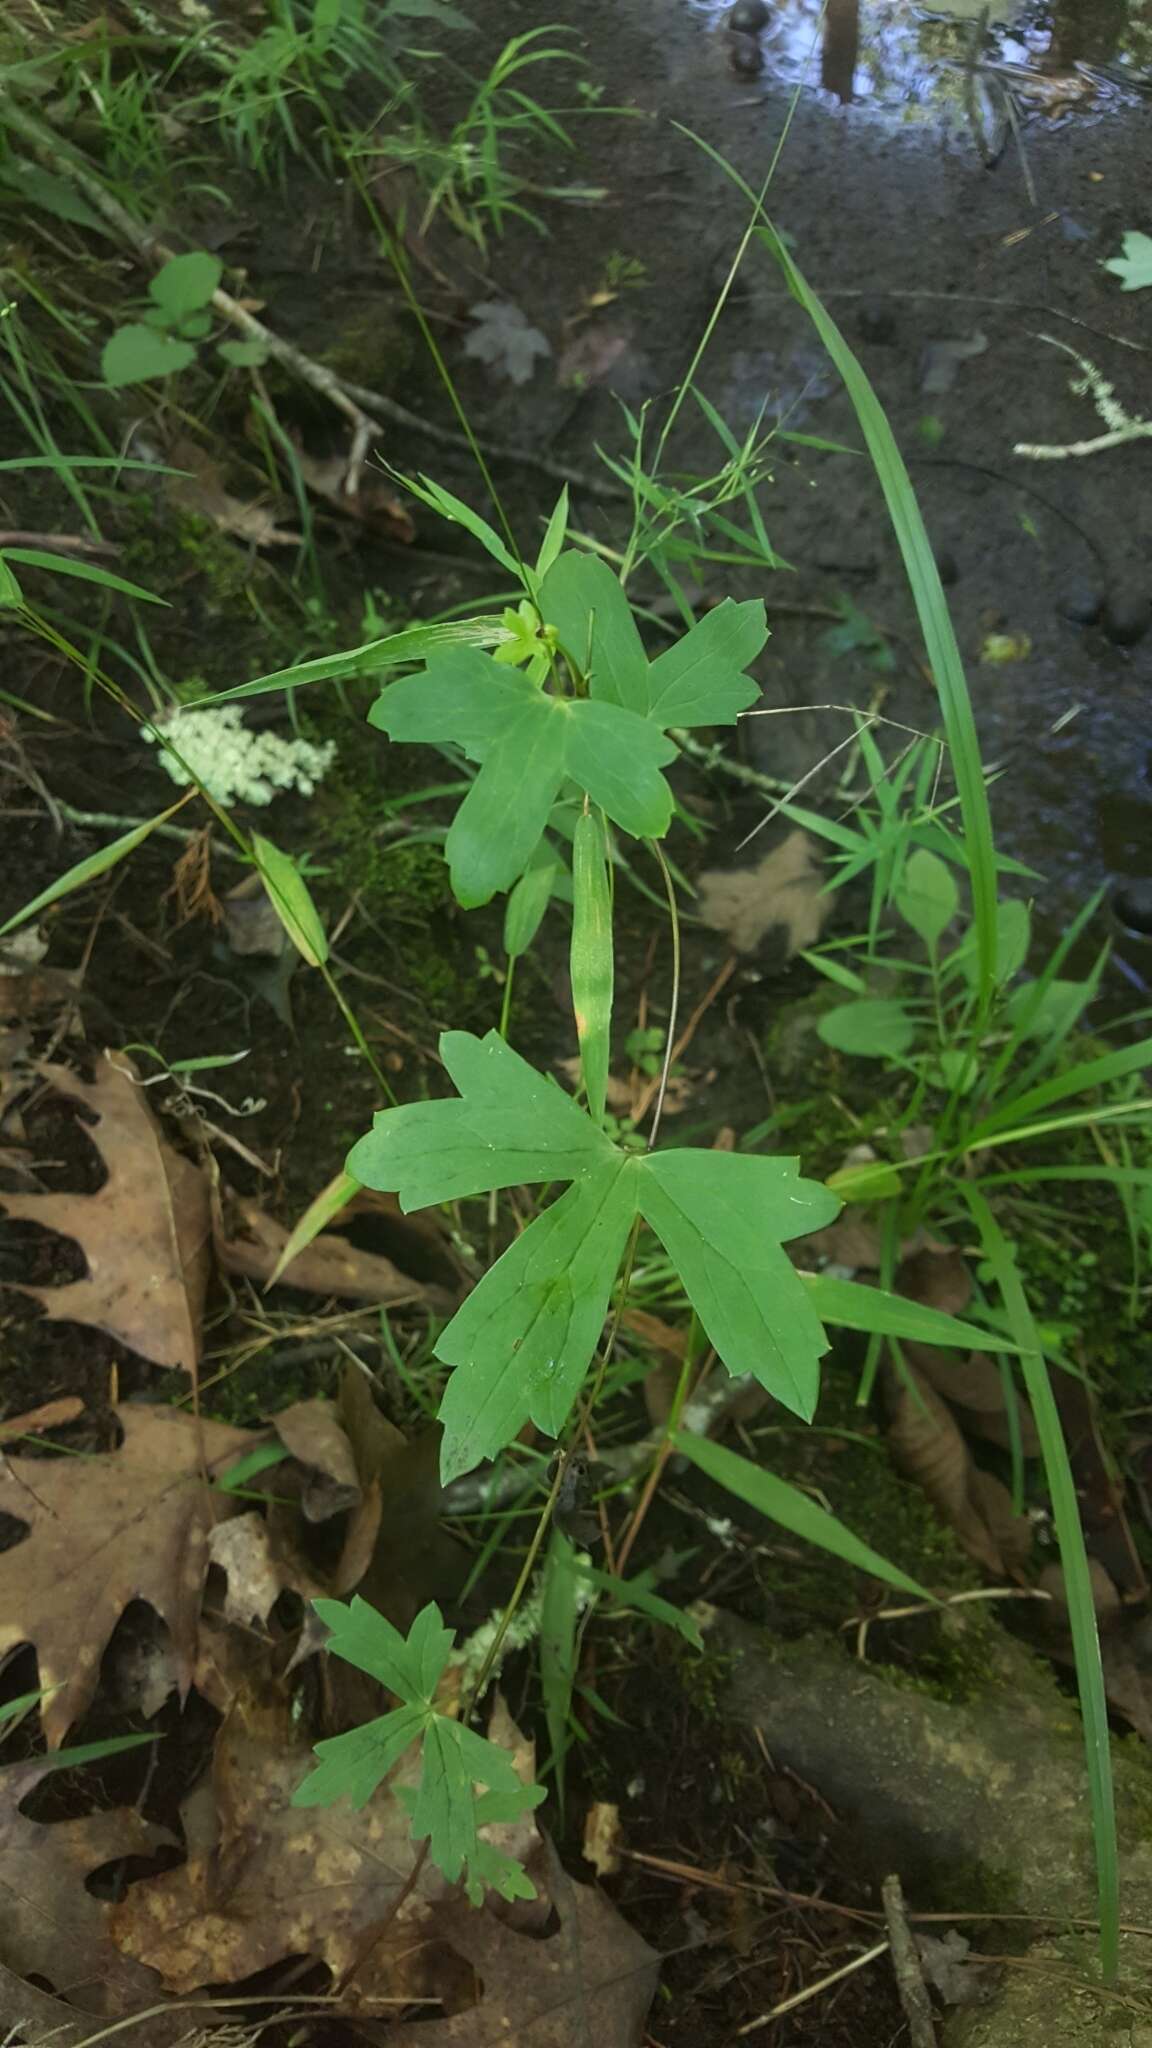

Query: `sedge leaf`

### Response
(0, 549, 167, 605)
(0, 806, 182, 938)
(674, 1432, 932, 1598)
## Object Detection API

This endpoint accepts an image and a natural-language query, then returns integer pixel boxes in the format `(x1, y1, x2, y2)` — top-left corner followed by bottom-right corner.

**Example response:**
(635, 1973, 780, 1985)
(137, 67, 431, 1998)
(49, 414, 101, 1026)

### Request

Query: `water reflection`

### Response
(688, 0, 1152, 117)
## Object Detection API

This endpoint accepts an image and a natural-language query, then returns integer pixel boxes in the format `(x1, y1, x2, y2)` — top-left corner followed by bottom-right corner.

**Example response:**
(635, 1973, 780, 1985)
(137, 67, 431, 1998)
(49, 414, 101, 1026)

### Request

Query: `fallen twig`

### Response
(882, 1873, 938, 2048)
(0, 92, 627, 503)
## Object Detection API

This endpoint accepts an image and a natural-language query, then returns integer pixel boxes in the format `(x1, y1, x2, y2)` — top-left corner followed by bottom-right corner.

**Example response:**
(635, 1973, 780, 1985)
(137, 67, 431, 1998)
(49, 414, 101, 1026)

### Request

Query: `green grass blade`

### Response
(674, 1431, 932, 1599)
(0, 549, 168, 605)
(570, 808, 614, 1124)
(0, 806, 182, 938)
(762, 239, 997, 998)
(967, 1044, 1152, 1141)
(965, 1187, 1117, 1981)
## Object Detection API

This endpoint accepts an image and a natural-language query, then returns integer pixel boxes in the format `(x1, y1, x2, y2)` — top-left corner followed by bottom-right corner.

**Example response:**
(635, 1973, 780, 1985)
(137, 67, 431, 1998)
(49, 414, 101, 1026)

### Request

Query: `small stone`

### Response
(1113, 878, 1152, 937)
(1102, 585, 1151, 647)
(729, 0, 770, 27)
(727, 29, 763, 73)
(857, 299, 896, 346)
(934, 547, 959, 587)
(1058, 579, 1102, 626)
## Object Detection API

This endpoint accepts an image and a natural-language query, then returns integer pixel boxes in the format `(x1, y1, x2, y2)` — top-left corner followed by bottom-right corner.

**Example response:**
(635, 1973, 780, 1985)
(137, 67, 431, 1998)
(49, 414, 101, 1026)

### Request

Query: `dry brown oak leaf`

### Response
(0, 1403, 255, 1746)
(1, 1055, 210, 1376)
(111, 1700, 658, 2045)
(0, 1754, 174, 2019)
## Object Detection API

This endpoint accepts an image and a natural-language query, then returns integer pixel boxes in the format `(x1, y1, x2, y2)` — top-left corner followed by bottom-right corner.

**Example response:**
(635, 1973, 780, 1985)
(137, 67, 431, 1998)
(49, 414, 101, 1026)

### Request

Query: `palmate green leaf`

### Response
(645, 598, 766, 726)
(349, 1030, 612, 1207)
(405, 1717, 546, 1905)
(437, 1162, 638, 1480)
(293, 1597, 544, 1904)
(371, 655, 676, 904)
(350, 1031, 842, 1478)
(539, 553, 765, 728)
(292, 1702, 426, 1808)
(638, 1152, 838, 1420)
(539, 550, 648, 710)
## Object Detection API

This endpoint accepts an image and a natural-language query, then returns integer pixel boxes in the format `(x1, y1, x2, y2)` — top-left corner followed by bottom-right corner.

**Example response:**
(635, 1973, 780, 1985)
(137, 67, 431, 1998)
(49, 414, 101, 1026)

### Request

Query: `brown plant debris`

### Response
(1, 1054, 209, 1377)
(697, 829, 828, 957)
(0, 1403, 255, 1745)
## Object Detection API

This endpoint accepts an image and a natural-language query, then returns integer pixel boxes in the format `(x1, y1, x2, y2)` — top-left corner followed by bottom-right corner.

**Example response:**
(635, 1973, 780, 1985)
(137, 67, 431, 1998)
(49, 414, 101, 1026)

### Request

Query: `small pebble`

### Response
(727, 29, 763, 73)
(1113, 879, 1152, 937)
(1059, 579, 1103, 626)
(857, 299, 896, 346)
(729, 0, 771, 27)
(1102, 586, 1151, 647)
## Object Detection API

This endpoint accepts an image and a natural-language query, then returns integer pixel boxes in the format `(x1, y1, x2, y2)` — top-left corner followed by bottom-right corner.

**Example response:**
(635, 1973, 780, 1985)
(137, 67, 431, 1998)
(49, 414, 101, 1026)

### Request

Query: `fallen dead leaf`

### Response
(0, 1403, 255, 1745)
(384, 1839, 660, 2047)
(885, 1362, 1032, 1577)
(582, 1800, 623, 1877)
(213, 1186, 456, 1313)
(0, 1396, 84, 1442)
(556, 324, 631, 390)
(1, 1055, 210, 1378)
(273, 1395, 361, 1519)
(208, 1512, 296, 1629)
(0, 1756, 174, 2018)
(698, 830, 828, 957)
(334, 1366, 467, 1631)
(110, 1652, 551, 2011)
(285, 435, 415, 539)
(463, 300, 551, 386)
(167, 437, 303, 547)
(905, 1342, 1040, 1456)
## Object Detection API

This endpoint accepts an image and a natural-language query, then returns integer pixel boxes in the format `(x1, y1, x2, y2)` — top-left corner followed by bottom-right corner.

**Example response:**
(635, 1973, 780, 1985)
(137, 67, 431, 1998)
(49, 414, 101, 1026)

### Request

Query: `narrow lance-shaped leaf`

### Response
(250, 833, 327, 966)
(674, 1433, 933, 1599)
(503, 853, 557, 958)
(570, 808, 614, 1123)
(0, 548, 168, 605)
(0, 805, 184, 939)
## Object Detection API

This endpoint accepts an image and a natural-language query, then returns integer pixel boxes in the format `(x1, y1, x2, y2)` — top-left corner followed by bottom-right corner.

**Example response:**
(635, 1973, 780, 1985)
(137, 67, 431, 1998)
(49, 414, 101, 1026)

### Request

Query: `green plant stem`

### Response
(499, 955, 516, 1041)
(647, 839, 682, 1150)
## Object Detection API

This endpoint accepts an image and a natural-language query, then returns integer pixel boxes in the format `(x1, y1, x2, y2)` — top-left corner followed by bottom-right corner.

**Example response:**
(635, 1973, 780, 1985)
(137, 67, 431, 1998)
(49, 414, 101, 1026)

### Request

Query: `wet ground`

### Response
(407, 0, 1152, 977)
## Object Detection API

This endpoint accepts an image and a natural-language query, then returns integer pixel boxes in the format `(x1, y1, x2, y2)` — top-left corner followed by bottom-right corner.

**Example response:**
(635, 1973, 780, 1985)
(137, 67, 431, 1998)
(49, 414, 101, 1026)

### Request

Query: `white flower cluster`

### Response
(144, 702, 336, 808)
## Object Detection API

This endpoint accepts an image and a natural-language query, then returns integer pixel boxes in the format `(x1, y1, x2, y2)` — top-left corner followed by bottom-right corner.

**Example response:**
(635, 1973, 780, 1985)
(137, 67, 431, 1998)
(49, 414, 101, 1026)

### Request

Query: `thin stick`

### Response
(882, 1874, 937, 2048)
(631, 954, 738, 1125)
(737, 1942, 890, 2034)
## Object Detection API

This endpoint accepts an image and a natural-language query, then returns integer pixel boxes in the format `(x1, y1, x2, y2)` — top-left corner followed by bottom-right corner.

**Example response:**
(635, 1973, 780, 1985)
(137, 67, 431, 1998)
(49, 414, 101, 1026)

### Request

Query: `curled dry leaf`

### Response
(0, 1756, 175, 2019)
(0, 1396, 84, 1442)
(885, 1362, 1032, 1577)
(0, 1403, 255, 1746)
(698, 829, 827, 957)
(905, 1342, 1040, 1456)
(208, 1513, 298, 1629)
(582, 1800, 624, 1877)
(0, 1054, 209, 1378)
(212, 1186, 456, 1312)
(167, 438, 303, 548)
(273, 1395, 361, 1520)
(285, 435, 416, 539)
